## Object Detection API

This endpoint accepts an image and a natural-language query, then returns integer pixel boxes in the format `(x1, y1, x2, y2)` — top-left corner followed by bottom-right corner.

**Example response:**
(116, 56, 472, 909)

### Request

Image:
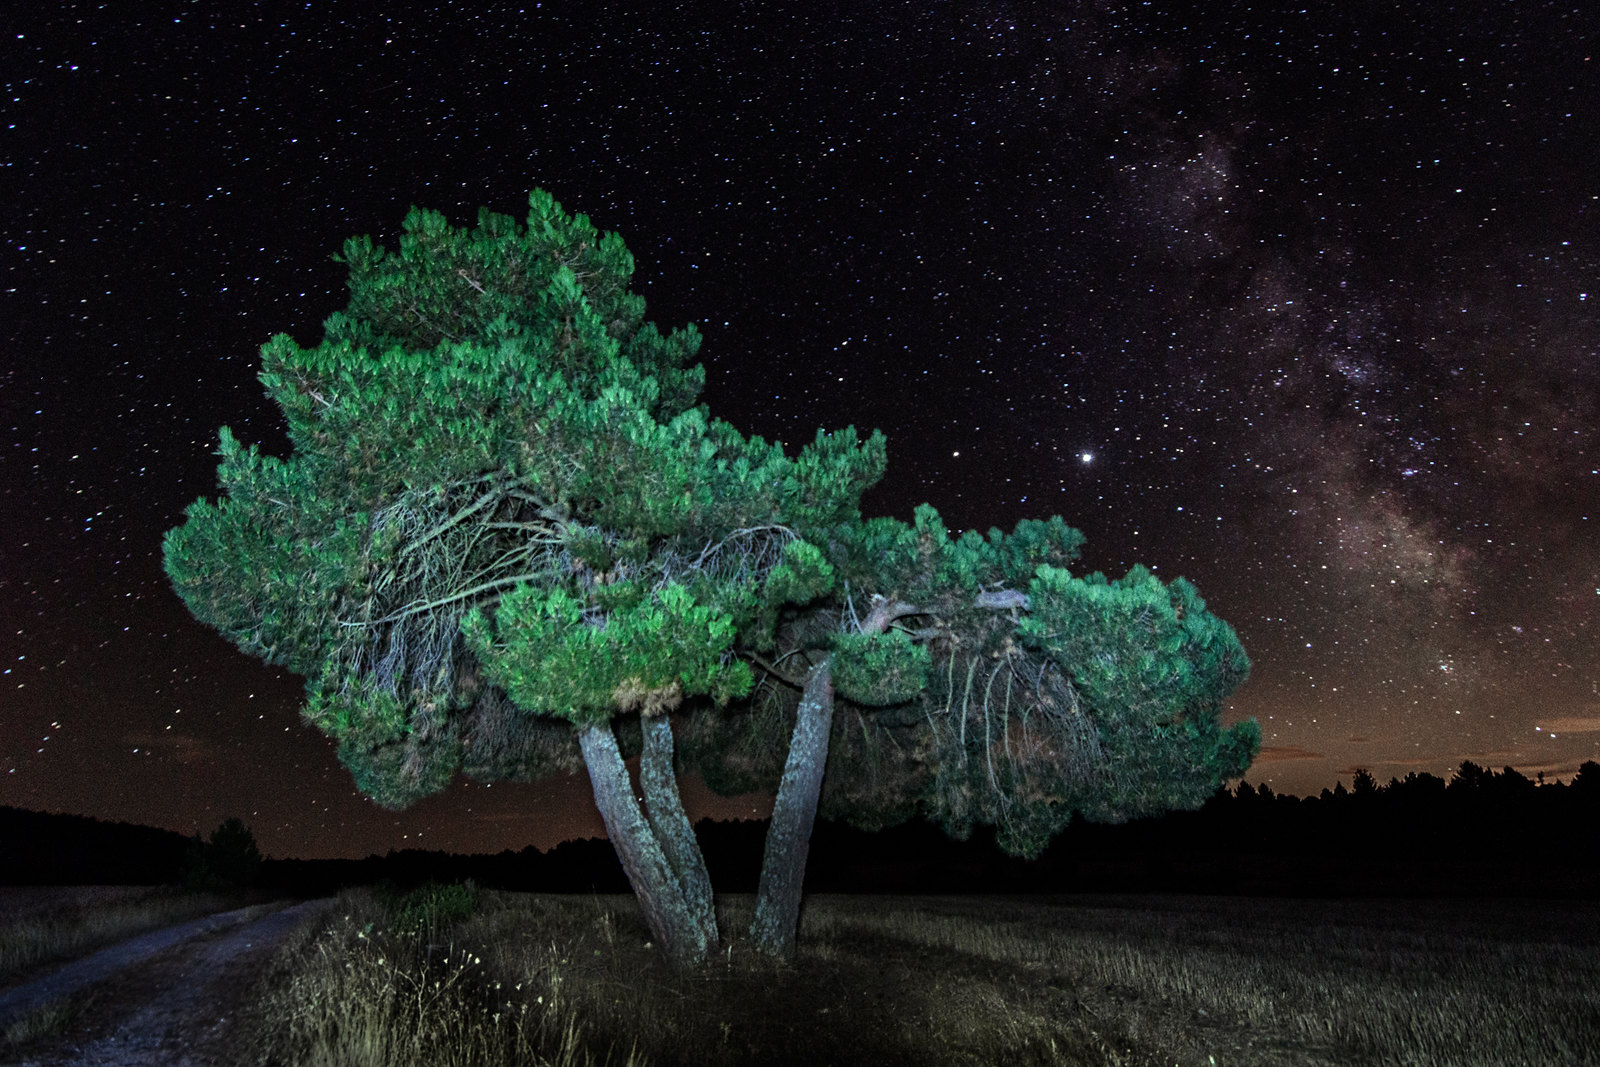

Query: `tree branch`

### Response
(747, 650, 814, 689)
(393, 482, 506, 561)
(855, 589, 1031, 637)
(975, 588, 1031, 612)
(337, 571, 548, 627)
(860, 596, 924, 635)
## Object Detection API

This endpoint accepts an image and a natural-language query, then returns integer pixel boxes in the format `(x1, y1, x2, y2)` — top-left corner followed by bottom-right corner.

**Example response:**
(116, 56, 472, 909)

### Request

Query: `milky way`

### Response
(4, 1, 1597, 858)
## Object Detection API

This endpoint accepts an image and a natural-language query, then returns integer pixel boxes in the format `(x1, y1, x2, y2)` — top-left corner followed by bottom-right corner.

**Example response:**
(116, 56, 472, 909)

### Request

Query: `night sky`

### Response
(5, 2, 1598, 860)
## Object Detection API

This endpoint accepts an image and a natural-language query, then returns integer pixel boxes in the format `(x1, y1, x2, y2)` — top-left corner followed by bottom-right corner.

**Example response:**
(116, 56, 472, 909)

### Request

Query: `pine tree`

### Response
(689, 504, 1258, 956)
(165, 191, 880, 968)
(166, 189, 1259, 969)
(183, 817, 263, 888)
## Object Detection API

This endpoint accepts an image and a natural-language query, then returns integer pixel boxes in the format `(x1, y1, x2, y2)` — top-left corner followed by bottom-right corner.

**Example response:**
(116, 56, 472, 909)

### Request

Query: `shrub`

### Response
(383, 881, 481, 937)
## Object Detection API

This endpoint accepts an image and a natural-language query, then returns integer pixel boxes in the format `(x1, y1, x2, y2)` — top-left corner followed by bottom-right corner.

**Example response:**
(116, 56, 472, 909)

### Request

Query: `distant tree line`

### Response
(1224, 759, 1600, 835)
(1236, 759, 1600, 809)
(1122, 759, 1600, 892)
(181, 816, 264, 889)
(5, 762, 1594, 896)
(0, 811, 265, 889)
(0, 807, 193, 886)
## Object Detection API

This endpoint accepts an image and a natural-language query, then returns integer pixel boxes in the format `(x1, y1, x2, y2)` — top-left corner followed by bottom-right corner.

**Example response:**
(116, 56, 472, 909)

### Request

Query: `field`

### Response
(0, 885, 239, 988)
(238, 888, 1600, 1066)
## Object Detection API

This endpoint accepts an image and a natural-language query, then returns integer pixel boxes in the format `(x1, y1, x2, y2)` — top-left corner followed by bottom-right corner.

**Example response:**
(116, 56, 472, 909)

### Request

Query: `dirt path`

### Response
(1, 898, 331, 1067)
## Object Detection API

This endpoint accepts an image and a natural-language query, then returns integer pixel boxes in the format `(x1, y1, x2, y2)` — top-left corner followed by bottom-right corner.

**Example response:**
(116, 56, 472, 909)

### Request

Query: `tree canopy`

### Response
(166, 189, 1258, 967)
(166, 191, 879, 807)
(687, 503, 1257, 861)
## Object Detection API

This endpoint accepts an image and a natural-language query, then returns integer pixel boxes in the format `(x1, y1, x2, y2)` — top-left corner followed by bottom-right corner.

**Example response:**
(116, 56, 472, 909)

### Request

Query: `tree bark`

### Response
(750, 595, 932, 959)
(577, 721, 709, 970)
(639, 713, 719, 951)
(750, 655, 835, 958)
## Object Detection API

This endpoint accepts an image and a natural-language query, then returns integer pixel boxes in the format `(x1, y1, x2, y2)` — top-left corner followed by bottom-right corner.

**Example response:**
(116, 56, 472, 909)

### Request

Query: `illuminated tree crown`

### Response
(165, 189, 1257, 966)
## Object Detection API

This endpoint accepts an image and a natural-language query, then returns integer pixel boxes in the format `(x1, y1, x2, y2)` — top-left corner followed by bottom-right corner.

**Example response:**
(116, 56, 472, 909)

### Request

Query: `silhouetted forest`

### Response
(0, 807, 193, 885)
(4, 761, 1596, 896)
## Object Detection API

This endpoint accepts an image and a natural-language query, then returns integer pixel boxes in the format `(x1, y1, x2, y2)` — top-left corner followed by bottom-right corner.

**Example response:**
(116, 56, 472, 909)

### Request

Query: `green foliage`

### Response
(381, 881, 481, 937)
(1021, 565, 1249, 730)
(982, 515, 1087, 585)
(744, 538, 836, 651)
(251, 323, 883, 537)
(763, 540, 835, 608)
(717, 502, 1255, 857)
(680, 490, 1257, 858)
(831, 630, 932, 706)
(297, 667, 466, 810)
(330, 192, 704, 415)
(339, 732, 463, 810)
(162, 428, 367, 677)
(303, 672, 411, 746)
(165, 189, 882, 809)
(822, 503, 1078, 612)
(1014, 564, 1257, 823)
(164, 184, 1257, 876)
(463, 582, 752, 726)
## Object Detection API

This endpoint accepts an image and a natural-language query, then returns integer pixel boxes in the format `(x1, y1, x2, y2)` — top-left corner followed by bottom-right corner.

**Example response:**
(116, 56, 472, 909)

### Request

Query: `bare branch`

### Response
(975, 588, 1030, 612)
(860, 596, 923, 635)
(392, 483, 508, 561)
(338, 571, 550, 627)
(747, 650, 814, 690)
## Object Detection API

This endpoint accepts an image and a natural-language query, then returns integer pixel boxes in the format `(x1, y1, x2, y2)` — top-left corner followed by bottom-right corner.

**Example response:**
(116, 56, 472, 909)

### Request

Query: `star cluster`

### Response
(4, 1, 1597, 858)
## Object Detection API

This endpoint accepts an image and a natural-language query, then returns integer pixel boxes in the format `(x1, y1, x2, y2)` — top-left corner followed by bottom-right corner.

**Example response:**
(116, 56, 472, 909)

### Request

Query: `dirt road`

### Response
(0, 898, 331, 1067)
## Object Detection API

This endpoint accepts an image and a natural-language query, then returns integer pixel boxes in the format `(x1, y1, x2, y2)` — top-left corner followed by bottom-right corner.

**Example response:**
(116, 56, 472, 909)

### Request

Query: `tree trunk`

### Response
(577, 721, 709, 970)
(750, 655, 835, 958)
(639, 713, 719, 951)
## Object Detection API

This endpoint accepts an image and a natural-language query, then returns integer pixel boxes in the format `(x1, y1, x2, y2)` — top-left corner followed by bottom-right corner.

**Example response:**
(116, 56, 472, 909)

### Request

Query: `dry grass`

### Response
(240, 889, 645, 1067)
(0, 885, 238, 988)
(799, 894, 1600, 1065)
(241, 889, 1600, 1066)
(1, 988, 98, 1049)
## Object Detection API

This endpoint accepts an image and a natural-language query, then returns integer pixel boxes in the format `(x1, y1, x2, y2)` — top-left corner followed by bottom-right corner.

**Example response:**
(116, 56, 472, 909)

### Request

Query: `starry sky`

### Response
(5, 1, 1598, 860)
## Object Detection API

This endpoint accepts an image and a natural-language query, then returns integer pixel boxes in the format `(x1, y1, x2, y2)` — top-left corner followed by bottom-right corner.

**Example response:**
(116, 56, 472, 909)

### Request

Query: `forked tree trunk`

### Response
(638, 713, 719, 951)
(577, 721, 710, 970)
(750, 655, 835, 958)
